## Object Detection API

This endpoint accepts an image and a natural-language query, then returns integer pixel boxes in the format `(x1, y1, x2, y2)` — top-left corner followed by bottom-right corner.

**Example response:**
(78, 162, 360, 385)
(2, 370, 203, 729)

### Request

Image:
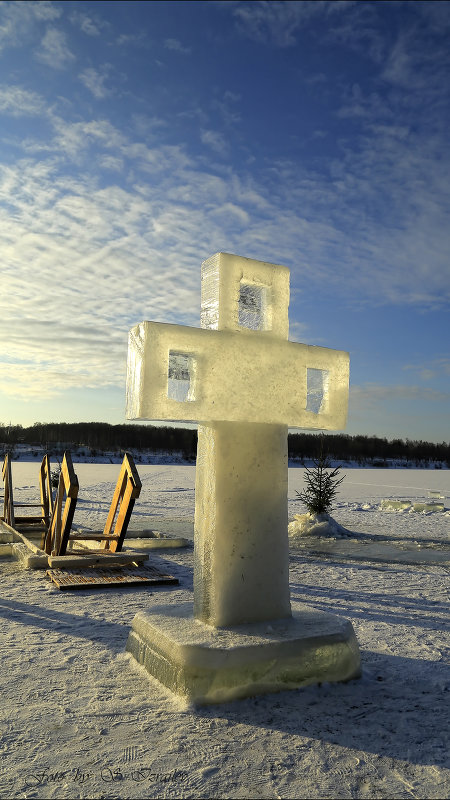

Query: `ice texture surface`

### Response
(238, 282, 267, 330)
(127, 252, 349, 429)
(380, 499, 413, 511)
(200, 252, 289, 338)
(194, 422, 291, 626)
(306, 367, 330, 414)
(413, 501, 445, 512)
(167, 351, 195, 402)
(126, 321, 349, 428)
(126, 252, 351, 634)
(380, 499, 445, 512)
(126, 601, 361, 704)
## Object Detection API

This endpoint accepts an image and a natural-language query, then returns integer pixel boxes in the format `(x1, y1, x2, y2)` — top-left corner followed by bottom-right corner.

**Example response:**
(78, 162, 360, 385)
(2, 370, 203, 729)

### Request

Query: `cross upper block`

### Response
(201, 252, 290, 338)
(126, 321, 349, 429)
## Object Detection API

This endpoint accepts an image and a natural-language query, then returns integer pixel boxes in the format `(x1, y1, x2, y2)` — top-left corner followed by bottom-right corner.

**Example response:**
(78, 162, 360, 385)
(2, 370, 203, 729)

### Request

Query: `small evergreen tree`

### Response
(296, 439, 344, 515)
(50, 456, 62, 489)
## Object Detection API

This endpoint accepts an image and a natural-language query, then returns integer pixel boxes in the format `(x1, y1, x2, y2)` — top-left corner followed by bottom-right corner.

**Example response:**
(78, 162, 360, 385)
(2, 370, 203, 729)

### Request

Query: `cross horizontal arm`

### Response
(126, 321, 349, 429)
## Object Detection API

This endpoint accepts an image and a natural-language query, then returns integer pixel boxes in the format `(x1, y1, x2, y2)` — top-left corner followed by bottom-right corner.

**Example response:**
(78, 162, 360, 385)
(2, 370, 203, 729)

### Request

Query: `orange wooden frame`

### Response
(3, 452, 141, 559)
(2, 453, 55, 535)
(44, 452, 79, 556)
(100, 453, 142, 552)
(39, 454, 54, 532)
(55, 453, 141, 555)
(2, 453, 14, 528)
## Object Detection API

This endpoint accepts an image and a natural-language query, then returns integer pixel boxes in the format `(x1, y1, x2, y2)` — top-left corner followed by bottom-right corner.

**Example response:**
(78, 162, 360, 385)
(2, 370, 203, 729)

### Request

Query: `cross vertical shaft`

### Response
(194, 252, 292, 626)
(194, 421, 290, 626)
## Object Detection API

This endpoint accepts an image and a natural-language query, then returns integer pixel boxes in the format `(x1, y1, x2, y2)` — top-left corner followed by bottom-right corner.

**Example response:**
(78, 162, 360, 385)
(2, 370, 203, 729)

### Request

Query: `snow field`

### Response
(0, 466, 448, 799)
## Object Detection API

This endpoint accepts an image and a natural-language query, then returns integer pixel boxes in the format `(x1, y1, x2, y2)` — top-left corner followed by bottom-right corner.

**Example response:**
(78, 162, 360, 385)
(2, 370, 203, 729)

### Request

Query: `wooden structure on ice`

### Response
(1, 453, 178, 589)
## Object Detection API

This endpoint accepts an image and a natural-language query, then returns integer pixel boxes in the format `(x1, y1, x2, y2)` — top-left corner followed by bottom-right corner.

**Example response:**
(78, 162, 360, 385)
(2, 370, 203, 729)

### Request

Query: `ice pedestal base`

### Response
(126, 601, 361, 705)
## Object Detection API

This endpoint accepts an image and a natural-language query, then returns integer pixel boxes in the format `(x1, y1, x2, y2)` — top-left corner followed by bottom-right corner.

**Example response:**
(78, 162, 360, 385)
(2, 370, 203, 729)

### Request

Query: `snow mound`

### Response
(288, 512, 352, 539)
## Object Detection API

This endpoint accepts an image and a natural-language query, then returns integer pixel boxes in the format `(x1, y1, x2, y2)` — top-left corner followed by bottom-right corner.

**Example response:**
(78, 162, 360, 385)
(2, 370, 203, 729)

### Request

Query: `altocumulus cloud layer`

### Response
(0, 0, 449, 438)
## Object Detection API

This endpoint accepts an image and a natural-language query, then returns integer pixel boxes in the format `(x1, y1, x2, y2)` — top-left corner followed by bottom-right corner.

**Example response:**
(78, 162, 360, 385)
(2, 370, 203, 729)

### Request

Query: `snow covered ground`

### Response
(1, 465, 449, 799)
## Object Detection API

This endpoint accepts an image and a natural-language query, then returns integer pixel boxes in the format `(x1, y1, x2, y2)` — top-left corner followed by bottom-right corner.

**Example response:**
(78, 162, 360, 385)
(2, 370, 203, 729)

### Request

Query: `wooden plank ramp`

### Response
(46, 564, 179, 590)
(47, 550, 149, 568)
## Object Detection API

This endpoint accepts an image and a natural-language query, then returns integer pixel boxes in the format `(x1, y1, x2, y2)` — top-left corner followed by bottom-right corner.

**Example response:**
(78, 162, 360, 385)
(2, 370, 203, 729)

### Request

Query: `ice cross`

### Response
(126, 252, 349, 627)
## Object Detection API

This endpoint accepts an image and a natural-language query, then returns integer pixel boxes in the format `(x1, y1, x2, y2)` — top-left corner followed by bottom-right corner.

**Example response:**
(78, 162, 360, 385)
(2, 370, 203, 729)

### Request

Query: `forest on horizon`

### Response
(1, 421, 449, 467)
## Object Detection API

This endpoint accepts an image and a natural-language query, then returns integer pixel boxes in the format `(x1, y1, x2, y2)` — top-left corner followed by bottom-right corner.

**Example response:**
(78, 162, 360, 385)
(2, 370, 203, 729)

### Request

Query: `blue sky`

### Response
(0, 0, 449, 443)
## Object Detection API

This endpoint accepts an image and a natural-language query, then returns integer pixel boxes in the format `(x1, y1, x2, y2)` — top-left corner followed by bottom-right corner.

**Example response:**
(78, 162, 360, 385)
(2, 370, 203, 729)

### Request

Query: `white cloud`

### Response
(350, 383, 450, 406)
(402, 358, 450, 382)
(131, 114, 168, 138)
(0, 0, 61, 53)
(288, 320, 310, 344)
(200, 129, 228, 156)
(35, 27, 75, 69)
(325, 2, 386, 64)
(98, 155, 124, 172)
(115, 32, 147, 48)
(48, 117, 125, 159)
(0, 133, 447, 405)
(0, 85, 46, 116)
(213, 91, 241, 126)
(69, 9, 107, 37)
(122, 141, 193, 173)
(0, 152, 215, 400)
(232, 0, 352, 47)
(0, 321, 126, 399)
(382, 33, 416, 89)
(79, 66, 112, 99)
(164, 38, 191, 54)
(347, 381, 450, 441)
(27, 1, 61, 22)
(337, 83, 389, 121)
(1, 32, 449, 405)
(210, 202, 249, 226)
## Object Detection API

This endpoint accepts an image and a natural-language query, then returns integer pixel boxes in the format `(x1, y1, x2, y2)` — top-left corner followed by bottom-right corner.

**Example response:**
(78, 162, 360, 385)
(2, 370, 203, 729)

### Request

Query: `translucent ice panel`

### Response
(126, 321, 349, 429)
(306, 368, 329, 414)
(200, 253, 220, 330)
(413, 501, 444, 512)
(168, 351, 194, 402)
(126, 323, 145, 420)
(380, 499, 412, 511)
(238, 282, 271, 331)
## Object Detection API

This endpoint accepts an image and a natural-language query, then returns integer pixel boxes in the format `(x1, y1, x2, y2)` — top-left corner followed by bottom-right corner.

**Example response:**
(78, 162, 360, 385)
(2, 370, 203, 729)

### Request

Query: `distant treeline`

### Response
(1, 422, 449, 467)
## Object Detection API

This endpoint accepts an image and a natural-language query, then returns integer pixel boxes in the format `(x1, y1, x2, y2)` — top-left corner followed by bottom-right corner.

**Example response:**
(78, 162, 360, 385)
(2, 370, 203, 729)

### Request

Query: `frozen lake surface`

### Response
(0, 465, 449, 799)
